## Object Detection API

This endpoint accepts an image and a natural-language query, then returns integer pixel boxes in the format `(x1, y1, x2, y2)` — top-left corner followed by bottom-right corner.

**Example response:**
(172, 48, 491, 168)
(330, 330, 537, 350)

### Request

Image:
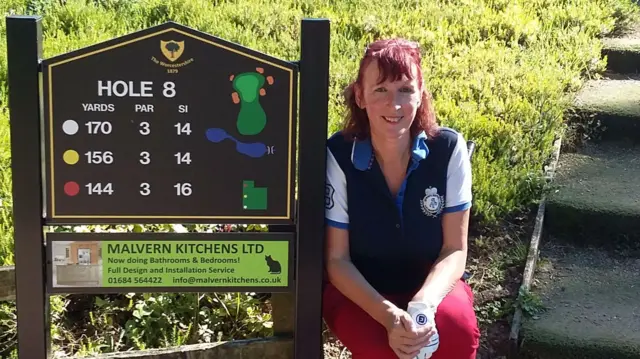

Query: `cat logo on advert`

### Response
(151, 39, 194, 72)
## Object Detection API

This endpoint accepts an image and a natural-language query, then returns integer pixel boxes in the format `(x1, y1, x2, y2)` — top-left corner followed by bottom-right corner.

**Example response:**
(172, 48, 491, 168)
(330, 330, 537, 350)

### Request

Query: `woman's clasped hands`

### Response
(385, 305, 436, 359)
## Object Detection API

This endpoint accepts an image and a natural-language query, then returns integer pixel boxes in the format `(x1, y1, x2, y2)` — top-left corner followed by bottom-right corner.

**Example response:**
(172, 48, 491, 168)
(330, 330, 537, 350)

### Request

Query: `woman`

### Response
(323, 38, 480, 359)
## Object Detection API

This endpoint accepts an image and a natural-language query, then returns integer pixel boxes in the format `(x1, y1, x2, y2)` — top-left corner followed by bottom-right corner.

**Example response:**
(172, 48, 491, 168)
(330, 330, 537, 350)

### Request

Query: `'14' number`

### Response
(175, 122, 191, 135)
(175, 152, 191, 164)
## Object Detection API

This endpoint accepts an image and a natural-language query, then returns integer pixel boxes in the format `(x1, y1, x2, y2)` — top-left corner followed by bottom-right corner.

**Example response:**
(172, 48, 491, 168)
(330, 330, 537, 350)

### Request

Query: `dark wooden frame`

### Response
(7, 15, 330, 359)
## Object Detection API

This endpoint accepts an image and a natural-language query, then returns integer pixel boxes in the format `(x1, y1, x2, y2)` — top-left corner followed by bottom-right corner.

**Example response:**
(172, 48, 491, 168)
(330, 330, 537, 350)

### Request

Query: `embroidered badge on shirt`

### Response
(420, 187, 444, 217)
(325, 183, 335, 209)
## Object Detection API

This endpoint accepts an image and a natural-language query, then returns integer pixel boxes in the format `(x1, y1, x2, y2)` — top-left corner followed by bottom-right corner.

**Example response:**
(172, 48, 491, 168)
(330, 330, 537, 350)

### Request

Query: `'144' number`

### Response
(85, 183, 113, 195)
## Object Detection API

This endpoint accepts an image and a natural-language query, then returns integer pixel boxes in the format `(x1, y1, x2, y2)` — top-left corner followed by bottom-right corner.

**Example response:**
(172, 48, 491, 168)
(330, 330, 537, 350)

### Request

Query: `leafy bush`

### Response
(50, 291, 271, 355)
(0, 0, 638, 356)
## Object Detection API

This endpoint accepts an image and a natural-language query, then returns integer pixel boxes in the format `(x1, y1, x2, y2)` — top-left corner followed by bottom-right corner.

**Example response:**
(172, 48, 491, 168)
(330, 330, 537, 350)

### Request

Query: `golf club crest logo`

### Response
(160, 40, 184, 62)
(150, 37, 194, 72)
(420, 187, 444, 218)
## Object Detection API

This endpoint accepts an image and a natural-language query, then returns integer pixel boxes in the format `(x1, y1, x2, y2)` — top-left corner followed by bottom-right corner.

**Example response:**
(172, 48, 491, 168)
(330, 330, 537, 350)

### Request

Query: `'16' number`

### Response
(174, 183, 192, 196)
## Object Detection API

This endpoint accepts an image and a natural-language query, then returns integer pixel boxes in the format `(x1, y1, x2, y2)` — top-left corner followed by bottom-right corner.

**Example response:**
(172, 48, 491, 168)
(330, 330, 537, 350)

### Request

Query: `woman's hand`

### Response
(385, 306, 434, 359)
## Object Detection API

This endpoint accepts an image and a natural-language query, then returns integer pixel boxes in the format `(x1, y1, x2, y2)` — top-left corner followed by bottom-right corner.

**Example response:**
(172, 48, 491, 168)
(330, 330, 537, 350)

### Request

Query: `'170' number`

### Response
(86, 121, 112, 134)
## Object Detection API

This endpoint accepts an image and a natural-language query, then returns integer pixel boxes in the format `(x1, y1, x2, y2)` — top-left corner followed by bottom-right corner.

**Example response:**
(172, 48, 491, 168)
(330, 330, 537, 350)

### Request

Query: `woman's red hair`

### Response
(341, 38, 439, 140)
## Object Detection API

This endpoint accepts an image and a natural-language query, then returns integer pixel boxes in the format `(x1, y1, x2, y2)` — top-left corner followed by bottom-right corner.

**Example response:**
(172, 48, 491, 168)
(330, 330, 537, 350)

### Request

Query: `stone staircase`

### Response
(518, 23, 640, 359)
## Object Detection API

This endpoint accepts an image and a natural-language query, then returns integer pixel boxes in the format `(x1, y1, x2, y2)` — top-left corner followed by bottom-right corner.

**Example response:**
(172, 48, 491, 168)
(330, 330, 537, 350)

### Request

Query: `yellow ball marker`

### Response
(63, 150, 79, 165)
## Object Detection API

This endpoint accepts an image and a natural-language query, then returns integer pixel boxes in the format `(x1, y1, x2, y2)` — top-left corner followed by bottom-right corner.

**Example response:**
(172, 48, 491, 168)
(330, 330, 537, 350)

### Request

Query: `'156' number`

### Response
(85, 151, 113, 164)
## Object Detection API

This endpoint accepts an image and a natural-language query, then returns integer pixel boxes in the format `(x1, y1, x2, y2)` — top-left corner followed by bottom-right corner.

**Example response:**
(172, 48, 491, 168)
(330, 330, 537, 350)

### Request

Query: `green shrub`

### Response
(0, 0, 638, 355)
(49, 291, 272, 355)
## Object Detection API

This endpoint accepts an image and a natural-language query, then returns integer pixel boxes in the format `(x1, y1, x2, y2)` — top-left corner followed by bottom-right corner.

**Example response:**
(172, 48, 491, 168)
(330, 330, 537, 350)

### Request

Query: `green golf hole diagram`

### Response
(243, 180, 267, 210)
(231, 67, 274, 136)
(205, 68, 275, 157)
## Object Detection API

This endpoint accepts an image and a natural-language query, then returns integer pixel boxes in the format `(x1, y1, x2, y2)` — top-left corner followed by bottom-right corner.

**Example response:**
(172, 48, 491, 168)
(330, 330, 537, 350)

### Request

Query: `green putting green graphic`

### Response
(231, 67, 274, 136)
(243, 180, 267, 210)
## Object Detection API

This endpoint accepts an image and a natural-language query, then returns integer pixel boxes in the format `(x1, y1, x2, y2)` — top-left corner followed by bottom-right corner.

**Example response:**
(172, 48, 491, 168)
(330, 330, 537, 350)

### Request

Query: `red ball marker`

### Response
(64, 181, 80, 196)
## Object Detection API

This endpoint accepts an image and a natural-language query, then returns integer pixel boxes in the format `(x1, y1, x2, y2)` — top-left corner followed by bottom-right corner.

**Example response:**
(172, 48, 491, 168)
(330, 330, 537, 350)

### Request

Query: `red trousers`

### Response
(322, 279, 480, 359)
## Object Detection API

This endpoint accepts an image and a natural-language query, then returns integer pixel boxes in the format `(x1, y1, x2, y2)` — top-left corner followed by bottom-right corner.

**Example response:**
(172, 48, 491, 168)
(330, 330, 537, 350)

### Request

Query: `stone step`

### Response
(572, 79, 640, 143)
(602, 24, 640, 74)
(603, 40, 640, 74)
(519, 244, 640, 359)
(544, 141, 640, 253)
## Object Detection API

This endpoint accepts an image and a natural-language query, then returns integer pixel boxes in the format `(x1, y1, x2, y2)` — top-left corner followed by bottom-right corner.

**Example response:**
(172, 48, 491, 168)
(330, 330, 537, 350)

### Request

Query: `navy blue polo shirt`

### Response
(324, 128, 472, 295)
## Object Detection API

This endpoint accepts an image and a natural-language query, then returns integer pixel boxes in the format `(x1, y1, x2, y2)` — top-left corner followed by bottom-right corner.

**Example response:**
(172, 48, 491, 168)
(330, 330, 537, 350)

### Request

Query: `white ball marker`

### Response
(62, 119, 79, 135)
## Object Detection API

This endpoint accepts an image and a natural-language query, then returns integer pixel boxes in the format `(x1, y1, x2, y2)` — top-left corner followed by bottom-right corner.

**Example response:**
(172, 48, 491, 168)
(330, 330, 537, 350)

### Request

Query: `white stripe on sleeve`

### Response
(444, 132, 472, 212)
(325, 147, 349, 229)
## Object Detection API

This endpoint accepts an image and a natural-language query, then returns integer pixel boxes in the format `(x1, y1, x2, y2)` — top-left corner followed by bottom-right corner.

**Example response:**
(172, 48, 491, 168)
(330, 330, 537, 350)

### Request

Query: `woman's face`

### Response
(356, 59, 422, 140)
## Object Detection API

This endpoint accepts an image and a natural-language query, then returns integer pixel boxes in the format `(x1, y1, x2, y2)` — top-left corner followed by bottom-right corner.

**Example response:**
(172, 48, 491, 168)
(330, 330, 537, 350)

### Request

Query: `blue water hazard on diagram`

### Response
(205, 128, 267, 158)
